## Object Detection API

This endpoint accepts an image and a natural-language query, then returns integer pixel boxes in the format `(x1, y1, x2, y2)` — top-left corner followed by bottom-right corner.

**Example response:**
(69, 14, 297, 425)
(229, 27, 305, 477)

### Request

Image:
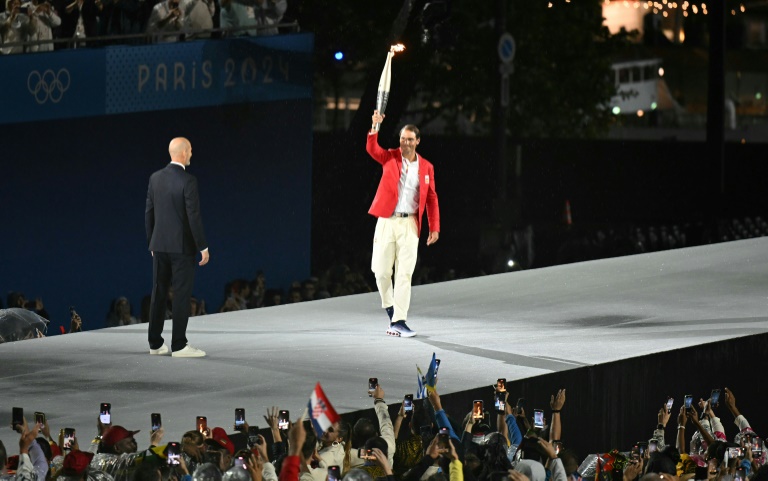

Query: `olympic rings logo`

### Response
(27, 69, 71, 104)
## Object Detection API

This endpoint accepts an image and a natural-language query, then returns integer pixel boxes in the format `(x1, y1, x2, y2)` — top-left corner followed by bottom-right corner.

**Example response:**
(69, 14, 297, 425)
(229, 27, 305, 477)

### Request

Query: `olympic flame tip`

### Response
(390, 44, 405, 53)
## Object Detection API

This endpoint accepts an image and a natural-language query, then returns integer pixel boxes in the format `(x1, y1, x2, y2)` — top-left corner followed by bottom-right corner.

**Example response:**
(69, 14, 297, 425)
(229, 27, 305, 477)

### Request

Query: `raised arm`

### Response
(676, 406, 688, 454)
(373, 384, 396, 466)
(549, 389, 565, 443)
(366, 111, 390, 165)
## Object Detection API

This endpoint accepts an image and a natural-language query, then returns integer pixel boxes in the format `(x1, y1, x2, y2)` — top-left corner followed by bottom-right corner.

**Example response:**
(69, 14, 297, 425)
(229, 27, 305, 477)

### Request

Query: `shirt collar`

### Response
(170, 161, 186, 170)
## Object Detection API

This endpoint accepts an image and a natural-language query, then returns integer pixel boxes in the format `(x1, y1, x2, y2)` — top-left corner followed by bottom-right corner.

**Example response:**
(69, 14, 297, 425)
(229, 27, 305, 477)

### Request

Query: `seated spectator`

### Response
(106, 297, 139, 327)
(61, 0, 98, 47)
(219, 0, 285, 37)
(191, 296, 207, 317)
(0, 0, 35, 54)
(26, 0, 59, 52)
(146, 0, 184, 42)
(247, 272, 266, 309)
(301, 279, 316, 302)
(113, 0, 144, 37)
(263, 289, 282, 307)
(219, 280, 250, 312)
(181, 0, 214, 38)
(286, 288, 302, 304)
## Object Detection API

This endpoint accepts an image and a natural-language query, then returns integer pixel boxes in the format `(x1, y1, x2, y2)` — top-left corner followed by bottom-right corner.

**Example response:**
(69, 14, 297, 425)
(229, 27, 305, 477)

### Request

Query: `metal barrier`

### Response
(0, 20, 300, 52)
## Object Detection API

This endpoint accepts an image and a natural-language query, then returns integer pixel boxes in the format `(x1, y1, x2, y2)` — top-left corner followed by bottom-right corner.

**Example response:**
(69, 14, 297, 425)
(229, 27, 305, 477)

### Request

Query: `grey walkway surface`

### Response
(2, 238, 767, 449)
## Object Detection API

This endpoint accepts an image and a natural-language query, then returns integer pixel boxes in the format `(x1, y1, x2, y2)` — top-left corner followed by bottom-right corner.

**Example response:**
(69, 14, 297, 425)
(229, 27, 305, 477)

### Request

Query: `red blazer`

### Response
(366, 132, 440, 236)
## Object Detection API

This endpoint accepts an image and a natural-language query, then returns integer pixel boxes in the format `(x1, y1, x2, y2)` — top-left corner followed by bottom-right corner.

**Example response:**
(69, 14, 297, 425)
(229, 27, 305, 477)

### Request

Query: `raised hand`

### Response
(550, 389, 566, 411)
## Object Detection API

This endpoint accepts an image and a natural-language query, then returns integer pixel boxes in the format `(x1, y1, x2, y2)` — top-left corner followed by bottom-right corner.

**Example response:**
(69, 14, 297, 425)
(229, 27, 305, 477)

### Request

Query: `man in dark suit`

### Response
(145, 137, 209, 358)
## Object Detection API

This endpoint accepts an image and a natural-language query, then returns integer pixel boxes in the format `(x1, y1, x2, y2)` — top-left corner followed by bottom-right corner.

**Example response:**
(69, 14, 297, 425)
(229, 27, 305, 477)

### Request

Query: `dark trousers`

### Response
(148, 252, 196, 352)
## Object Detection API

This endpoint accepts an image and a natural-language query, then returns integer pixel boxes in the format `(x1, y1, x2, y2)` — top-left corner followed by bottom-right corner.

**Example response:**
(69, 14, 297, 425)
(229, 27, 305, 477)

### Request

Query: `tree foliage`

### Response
(297, 0, 632, 139)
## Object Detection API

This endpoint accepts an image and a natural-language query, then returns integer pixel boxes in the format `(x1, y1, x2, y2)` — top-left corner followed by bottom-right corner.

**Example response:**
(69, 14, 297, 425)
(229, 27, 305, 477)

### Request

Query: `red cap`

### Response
(210, 427, 235, 455)
(101, 426, 140, 448)
(62, 450, 94, 475)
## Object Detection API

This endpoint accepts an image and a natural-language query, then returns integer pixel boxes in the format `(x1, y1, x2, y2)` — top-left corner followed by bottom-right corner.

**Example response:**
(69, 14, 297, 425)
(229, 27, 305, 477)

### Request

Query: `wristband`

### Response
(677, 425, 685, 430)
(374, 398, 385, 404)
(657, 423, 665, 430)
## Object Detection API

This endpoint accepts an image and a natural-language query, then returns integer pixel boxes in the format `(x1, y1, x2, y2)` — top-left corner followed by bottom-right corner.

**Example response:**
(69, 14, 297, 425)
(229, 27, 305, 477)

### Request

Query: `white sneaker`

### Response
(149, 344, 170, 355)
(172, 344, 207, 358)
(386, 321, 417, 338)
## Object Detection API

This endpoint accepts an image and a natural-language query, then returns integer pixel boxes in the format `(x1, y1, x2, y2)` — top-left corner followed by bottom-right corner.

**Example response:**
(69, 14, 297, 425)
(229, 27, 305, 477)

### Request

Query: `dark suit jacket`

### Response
(60, 0, 99, 39)
(145, 163, 208, 255)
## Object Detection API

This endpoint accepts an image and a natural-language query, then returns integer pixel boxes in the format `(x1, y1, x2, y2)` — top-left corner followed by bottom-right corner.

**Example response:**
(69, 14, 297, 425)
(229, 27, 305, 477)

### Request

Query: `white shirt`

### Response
(394, 154, 419, 215)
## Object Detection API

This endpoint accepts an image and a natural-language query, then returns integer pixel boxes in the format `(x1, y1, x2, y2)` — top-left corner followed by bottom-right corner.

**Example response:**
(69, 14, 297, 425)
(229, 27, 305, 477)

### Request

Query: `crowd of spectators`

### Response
(0, 0, 289, 52)
(551, 216, 767, 266)
(2, 216, 766, 337)
(2, 373, 764, 481)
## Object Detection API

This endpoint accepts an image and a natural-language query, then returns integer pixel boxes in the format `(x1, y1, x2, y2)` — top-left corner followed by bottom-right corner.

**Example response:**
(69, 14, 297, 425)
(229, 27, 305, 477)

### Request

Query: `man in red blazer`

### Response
(366, 110, 440, 337)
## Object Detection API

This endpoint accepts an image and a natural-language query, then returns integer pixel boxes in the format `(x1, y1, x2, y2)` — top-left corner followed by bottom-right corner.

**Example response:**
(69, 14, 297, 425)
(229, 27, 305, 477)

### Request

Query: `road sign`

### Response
(498, 33, 515, 64)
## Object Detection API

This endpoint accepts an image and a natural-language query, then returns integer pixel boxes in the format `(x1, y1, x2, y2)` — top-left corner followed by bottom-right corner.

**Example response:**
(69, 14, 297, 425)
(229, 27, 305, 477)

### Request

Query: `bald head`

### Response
(169, 137, 192, 166)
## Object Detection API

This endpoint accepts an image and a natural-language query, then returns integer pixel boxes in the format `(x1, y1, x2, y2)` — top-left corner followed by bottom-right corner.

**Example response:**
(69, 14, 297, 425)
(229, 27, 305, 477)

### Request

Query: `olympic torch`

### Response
(372, 44, 405, 132)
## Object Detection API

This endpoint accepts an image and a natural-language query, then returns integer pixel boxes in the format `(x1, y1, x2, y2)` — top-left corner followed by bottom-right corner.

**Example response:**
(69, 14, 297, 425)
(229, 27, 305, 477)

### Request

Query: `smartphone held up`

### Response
(99, 403, 111, 425)
(235, 408, 245, 431)
(63, 428, 76, 450)
(403, 394, 414, 413)
(472, 400, 484, 419)
(152, 413, 162, 432)
(166, 442, 181, 465)
(197, 416, 208, 434)
(278, 410, 290, 431)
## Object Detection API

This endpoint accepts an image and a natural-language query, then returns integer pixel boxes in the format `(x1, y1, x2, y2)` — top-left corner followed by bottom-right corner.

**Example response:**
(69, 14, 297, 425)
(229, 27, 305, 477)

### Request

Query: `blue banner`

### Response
(0, 33, 313, 124)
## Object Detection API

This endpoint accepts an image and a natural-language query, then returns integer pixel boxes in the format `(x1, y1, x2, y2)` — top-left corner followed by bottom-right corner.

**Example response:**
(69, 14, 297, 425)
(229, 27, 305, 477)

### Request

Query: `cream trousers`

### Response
(371, 216, 419, 321)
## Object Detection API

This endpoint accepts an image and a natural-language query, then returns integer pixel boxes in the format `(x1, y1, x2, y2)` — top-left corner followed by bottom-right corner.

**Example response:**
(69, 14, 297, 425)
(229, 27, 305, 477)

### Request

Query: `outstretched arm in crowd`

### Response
(549, 389, 565, 443)
(725, 388, 752, 432)
(448, 439, 463, 481)
(246, 451, 265, 481)
(278, 415, 306, 481)
(252, 433, 277, 481)
(688, 405, 715, 447)
(698, 399, 724, 441)
(622, 457, 644, 481)
(16, 420, 41, 481)
(676, 406, 688, 454)
(651, 402, 671, 450)
(504, 393, 523, 447)
(265, 407, 286, 462)
(427, 389, 460, 443)
(539, 438, 566, 481)
(372, 383, 396, 466)
(393, 402, 406, 440)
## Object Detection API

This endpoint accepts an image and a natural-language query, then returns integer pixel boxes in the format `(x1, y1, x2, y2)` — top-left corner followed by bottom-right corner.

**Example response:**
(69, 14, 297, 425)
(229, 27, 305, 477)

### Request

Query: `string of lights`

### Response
(546, 0, 748, 17)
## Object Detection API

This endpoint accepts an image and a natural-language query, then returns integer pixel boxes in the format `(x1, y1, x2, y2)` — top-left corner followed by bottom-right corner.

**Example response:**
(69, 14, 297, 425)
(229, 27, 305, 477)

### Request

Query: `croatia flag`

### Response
(308, 382, 340, 438)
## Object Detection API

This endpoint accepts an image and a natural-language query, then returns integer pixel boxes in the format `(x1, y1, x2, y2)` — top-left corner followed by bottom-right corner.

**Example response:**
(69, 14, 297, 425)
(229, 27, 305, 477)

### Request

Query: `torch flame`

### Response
(390, 44, 406, 53)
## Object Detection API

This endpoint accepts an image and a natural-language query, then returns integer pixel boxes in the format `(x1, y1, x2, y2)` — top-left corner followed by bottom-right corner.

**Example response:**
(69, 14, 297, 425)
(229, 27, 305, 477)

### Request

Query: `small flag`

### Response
(425, 353, 438, 393)
(308, 382, 340, 438)
(416, 365, 426, 399)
